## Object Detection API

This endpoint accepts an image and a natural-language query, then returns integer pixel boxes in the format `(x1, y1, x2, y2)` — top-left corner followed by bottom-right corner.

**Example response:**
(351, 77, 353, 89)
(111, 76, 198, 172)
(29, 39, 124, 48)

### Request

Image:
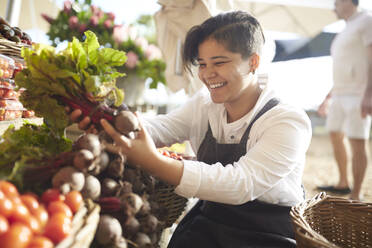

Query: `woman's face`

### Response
(197, 38, 256, 104)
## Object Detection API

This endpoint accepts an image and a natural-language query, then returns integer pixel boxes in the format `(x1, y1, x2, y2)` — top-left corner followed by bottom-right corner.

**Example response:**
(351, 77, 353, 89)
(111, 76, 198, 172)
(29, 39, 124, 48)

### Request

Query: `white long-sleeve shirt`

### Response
(142, 86, 312, 206)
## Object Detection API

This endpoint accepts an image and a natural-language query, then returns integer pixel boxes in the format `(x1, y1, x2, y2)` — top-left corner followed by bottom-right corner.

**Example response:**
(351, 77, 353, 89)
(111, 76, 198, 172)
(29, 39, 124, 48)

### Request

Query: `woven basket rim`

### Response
(290, 192, 372, 248)
(55, 199, 100, 248)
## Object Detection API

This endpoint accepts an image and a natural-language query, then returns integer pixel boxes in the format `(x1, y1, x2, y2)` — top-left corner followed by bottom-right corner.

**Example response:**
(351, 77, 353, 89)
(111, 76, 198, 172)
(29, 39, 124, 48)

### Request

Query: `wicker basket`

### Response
(290, 192, 372, 248)
(56, 199, 100, 248)
(0, 37, 30, 59)
(154, 182, 188, 228)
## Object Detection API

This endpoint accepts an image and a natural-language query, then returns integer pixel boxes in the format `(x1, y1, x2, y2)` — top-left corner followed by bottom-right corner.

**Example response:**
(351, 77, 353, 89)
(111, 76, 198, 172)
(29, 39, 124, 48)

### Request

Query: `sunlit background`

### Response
(1, 0, 371, 113)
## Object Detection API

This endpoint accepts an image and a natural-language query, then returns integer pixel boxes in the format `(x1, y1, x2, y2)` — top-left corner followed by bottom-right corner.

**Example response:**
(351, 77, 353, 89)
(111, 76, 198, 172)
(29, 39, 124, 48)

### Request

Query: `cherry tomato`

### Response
(0, 197, 14, 218)
(0, 181, 19, 199)
(0, 190, 4, 199)
(41, 189, 65, 205)
(23, 192, 39, 201)
(47, 201, 72, 219)
(27, 235, 54, 248)
(11, 197, 23, 206)
(44, 213, 71, 244)
(0, 214, 9, 235)
(9, 203, 30, 223)
(21, 215, 41, 234)
(162, 150, 170, 157)
(21, 195, 40, 214)
(0, 222, 32, 248)
(64, 190, 83, 213)
(32, 206, 49, 229)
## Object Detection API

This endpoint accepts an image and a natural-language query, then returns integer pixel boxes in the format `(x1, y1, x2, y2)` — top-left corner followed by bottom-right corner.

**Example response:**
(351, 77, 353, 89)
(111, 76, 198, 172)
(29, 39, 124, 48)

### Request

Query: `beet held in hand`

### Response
(15, 30, 138, 136)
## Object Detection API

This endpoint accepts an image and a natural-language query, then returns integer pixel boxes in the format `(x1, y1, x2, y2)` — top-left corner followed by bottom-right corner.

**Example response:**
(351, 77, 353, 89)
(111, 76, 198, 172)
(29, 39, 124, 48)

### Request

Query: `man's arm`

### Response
(361, 44, 372, 117)
(317, 91, 332, 117)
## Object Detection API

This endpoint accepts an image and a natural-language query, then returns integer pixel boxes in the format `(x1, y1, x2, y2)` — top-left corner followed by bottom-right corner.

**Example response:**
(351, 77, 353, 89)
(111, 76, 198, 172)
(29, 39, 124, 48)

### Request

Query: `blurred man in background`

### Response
(317, 0, 372, 201)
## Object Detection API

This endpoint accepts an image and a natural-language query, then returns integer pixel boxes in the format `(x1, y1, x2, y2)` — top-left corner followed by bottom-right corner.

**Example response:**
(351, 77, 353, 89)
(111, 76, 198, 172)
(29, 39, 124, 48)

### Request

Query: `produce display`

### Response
(0, 180, 85, 248)
(0, 123, 72, 192)
(0, 121, 186, 247)
(0, 54, 15, 79)
(0, 17, 32, 67)
(15, 30, 127, 136)
(0, 31, 187, 247)
(0, 17, 32, 44)
(0, 51, 35, 121)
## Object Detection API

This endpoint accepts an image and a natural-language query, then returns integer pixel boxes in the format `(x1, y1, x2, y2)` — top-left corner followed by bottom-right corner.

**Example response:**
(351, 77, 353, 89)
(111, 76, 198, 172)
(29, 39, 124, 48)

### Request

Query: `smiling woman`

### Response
(70, 10, 313, 248)
(196, 39, 261, 122)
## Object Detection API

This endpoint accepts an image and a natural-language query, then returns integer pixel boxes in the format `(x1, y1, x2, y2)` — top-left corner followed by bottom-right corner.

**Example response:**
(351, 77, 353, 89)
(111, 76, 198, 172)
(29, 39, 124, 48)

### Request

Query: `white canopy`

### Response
(231, 0, 337, 37)
(0, 0, 59, 32)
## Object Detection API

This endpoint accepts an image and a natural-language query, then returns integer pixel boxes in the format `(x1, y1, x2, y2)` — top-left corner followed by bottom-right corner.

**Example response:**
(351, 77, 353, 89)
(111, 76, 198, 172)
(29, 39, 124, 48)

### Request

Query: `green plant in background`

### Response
(42, 0, 166, 89)
(42, 0, 114, 46)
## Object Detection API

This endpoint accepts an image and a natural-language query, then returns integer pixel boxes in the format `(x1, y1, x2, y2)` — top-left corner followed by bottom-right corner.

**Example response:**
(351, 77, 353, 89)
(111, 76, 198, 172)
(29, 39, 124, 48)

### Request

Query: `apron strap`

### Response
(240, 98, 280, 144)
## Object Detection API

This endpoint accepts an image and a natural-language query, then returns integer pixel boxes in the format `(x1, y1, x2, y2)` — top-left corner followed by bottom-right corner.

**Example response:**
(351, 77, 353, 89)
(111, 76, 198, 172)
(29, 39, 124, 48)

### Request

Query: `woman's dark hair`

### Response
(351, 0, 359, 6)
(183, 11, 265, 72)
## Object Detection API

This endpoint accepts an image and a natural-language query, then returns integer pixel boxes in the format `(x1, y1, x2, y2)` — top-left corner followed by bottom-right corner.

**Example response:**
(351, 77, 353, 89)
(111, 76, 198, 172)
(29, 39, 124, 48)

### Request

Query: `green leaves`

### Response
(0, 123, 72, 191)
(15, 31, 127, 136)
(71, 37, 88, 70)
(83, 31, 99, 64)
(84, 75, 101, 94)
(98, 47, 127, 67)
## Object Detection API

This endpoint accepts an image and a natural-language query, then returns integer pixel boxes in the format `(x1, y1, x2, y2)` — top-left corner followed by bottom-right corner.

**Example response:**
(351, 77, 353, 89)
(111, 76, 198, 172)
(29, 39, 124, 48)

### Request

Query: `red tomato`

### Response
(21, 195, 40, 214)
(0, 197, 14, 218)
(22, 192, 39, 201)
(64, 191, 83, 214)
(41, 189, 65, 205)
(32, 206, 49, 230)
(0, 222, 32, 248)
(161, 150, 170, 157)
(8, 203, 30, 224)
(0, 181, 19, 199)
(47, 201, 72, 219)
(11, 195, 22, 205)
(43, 213, 71, 244)
(27, 235, 54, 248)
(21, 215, 41, 234)
(0, 214, 9, 235)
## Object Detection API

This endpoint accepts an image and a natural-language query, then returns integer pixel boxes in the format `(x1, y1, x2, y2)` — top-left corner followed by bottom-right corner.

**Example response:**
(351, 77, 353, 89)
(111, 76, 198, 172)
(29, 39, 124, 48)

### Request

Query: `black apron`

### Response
(168, 98, 297, 248)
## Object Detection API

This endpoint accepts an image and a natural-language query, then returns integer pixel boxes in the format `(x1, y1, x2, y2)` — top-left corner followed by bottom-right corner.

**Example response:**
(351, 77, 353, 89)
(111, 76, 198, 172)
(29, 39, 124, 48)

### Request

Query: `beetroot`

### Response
(134, 232, 152, 248)
(114, 110, 140, 135)
(51, 166, 85, 194)
(58, 95, 138, 136)
(75, 133, 101, 156)
(73, 149, 95, 172)
(101, 178, 120, 197)
(81, 175, 101, 200)
(96, 215, 123, 245)
(123, 216, 140, 238)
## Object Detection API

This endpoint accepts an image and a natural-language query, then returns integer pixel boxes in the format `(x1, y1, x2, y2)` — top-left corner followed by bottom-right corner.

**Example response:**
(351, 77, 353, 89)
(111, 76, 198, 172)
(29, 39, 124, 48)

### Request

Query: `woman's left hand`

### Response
(100, 117, 159, 168)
